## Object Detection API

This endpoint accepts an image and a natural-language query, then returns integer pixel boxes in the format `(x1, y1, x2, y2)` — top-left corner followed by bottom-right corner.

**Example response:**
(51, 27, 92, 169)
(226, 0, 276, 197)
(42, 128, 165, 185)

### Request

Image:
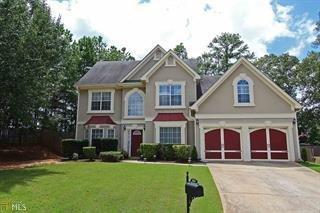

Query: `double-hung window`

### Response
(237, 80, 250, 103)
(106, 129, 115, 138)
(159, 127, 181, 144)
(91, 129, 103, 140)
(89, 90, 114, 112)
(157, 82, 184, 107)
(232, 73, 255, 106)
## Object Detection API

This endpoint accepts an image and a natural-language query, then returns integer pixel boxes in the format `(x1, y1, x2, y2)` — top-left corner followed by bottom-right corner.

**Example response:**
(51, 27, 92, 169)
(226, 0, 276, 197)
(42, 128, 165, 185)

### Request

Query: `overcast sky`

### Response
(48, 0, 318, 59)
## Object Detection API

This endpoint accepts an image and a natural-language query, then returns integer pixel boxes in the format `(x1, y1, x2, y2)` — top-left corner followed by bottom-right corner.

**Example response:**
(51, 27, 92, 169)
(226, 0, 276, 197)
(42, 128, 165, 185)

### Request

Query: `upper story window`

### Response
(237, 80, 250, 103)
(155, 81, 185, 108)
(154, 50, 163, 60)
(88, 90, 114, 113)
(232, 73, 255, 106)
(125, 88, 144, 117)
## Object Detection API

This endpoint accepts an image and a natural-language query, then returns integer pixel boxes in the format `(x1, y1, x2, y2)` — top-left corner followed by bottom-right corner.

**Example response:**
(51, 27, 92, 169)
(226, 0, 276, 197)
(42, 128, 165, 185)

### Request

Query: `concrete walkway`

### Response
(208, 162, 320, 213)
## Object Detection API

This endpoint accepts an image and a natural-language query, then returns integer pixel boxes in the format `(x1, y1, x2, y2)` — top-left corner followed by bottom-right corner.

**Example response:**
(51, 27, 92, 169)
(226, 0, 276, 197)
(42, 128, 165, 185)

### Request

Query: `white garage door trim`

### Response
(199, 122, 294, 161)
(249, 127, 290, 161)
(203, 127, 242, 161)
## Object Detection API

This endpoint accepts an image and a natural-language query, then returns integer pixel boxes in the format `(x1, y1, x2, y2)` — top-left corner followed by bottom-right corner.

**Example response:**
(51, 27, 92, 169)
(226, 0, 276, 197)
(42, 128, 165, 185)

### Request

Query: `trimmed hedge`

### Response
(92, 138, 118, 154)
(100, 151, 123, 162)
(158, 144, 175, 160)
(61, 139, 89, 158)
(140, 143, 158, 160)
(172, 145, 192, 162)
(83, 146, 96, 161)
(191, 146, 198, 161)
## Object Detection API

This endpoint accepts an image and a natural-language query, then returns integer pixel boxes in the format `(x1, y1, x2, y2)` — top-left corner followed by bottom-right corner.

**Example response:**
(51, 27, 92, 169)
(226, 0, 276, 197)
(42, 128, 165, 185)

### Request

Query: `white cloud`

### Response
(47, 0, 313, 59)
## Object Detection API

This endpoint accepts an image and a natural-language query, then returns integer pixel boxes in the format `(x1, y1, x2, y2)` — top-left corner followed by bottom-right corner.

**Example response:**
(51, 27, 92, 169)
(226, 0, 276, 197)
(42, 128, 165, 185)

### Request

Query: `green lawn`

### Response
(0, 162, 222, 213)
(300, 161, 320, 173)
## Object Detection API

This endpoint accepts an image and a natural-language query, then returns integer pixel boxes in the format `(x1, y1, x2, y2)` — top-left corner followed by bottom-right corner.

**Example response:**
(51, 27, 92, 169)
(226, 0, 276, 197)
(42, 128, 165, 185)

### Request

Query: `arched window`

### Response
(232, 73, 254, 106)
(237, 80, 250, 103)
(126, 90, 144, 117)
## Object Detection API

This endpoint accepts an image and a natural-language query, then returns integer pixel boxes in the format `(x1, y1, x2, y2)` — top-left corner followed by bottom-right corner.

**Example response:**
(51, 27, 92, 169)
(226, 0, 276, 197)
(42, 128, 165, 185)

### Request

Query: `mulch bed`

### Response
(0, 144, 61, 169)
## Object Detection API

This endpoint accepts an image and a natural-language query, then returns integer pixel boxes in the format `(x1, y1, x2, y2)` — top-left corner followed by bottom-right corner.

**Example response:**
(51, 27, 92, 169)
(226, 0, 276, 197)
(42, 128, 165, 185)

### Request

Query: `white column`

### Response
(200, 127, 205, 161)
(287, 126, 295, 161)
(266, 128, 271, 160)
(241, 126, 250, 161)
(221, 128, 225, 160)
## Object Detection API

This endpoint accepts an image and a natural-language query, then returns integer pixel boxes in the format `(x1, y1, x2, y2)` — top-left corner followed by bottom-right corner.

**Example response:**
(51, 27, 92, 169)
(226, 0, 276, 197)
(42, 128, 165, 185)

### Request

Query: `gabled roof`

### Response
(141, 50, 201, 82)
(120, 44, 166, 82)
(191, 58, 302, 111)
(75, 60, 140, 86)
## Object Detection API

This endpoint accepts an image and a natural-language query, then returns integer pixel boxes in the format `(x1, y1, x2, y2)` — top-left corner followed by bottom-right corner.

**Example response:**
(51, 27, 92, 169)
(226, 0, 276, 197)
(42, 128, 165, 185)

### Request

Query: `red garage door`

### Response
(205, 129, 241, 160)
(250, 128, 288, 160)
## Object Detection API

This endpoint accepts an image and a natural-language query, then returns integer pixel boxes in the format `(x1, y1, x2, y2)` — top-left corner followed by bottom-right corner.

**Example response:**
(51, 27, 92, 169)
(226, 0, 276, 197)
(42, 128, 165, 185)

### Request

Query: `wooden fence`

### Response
(0, 128, 74, 155)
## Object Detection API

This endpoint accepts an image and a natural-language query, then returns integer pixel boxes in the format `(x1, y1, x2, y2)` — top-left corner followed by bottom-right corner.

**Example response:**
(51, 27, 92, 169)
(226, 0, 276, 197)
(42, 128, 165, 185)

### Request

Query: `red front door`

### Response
(131, 130, 143, 157)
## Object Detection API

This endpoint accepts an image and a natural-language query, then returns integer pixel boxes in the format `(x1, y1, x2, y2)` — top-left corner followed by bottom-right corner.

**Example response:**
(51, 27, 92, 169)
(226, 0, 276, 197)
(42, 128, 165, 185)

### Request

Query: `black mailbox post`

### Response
(185, 172, 204, 213)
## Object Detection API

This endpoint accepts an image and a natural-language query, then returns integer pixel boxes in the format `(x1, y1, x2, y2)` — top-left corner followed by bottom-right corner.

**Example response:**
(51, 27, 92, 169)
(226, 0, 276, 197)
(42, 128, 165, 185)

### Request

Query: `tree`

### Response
(51, 36, 134, 132)
(173, 42, 188, 59)
(0, 0, 72, 129)
(254, 53, 299, 97)
(313, 12, 320, 47)
(199, 33, 255, 75)
(296, 52, 320, 144)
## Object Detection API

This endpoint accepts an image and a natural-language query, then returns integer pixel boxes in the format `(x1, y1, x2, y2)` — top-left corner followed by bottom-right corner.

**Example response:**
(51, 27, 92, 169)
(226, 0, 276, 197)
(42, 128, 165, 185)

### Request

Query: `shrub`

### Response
(92, 138, 118, 154)
(83, 146, 96, 161)
(100, 151, 123, 162)
(301, 148, 308, 162)
(191, 146, 198, 161)
(140, 143, 158, 160)
(121, 150, 129, 159)
(61, 139, 89, 158)
(173, 145, 192, 162)
(158, 144, 175, 160)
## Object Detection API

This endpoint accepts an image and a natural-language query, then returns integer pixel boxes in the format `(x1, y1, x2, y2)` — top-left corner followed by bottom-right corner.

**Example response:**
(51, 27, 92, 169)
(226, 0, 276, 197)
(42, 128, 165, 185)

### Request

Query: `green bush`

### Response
(83, 146, 96, 161)
(191, 146, 198, 161)
(301, 148, 308, 162)
(92, 138, 118, 154)
(121, 150, 129, 159)
(158, 144, 175, 160)
(173, 145, 192, 162)
(100, 151, 123, 162)
(140, 143, 158, 160)
(61, 139, 89, 158)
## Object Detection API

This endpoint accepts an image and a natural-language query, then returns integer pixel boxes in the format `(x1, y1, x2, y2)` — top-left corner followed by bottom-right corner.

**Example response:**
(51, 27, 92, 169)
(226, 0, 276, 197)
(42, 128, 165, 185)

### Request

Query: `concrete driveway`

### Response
(208, 162, 320, 213)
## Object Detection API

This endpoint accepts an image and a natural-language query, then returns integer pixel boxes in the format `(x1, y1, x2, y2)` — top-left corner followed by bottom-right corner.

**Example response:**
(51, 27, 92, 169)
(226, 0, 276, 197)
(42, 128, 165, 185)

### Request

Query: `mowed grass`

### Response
(0, 162, 222, 213)
(301, 161, 320, 173)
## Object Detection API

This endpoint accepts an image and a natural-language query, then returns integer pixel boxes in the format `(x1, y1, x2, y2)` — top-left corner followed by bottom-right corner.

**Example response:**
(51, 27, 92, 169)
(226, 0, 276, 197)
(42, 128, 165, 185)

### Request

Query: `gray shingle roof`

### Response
(197, 75, 221, 99)
(75, 60, 140, 85)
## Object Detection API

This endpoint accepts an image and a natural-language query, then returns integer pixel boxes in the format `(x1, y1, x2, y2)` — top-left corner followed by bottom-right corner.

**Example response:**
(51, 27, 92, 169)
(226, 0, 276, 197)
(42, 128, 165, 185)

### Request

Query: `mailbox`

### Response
(185, 179, 204, 198)
(185, 172, 204, 213)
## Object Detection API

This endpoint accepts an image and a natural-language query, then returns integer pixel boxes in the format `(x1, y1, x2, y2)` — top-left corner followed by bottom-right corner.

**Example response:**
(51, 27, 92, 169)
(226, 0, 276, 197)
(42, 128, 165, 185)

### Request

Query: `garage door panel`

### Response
(250, 129, 267, 150)
(271, 152, 288, 159)
(251, 152, 268, 159)
(205, 129, 221, 150)
(270, 129, 287, 151)
(225, 152, 241, 159)
(205, 152, 221, 159)
(224, 129, 241, 150)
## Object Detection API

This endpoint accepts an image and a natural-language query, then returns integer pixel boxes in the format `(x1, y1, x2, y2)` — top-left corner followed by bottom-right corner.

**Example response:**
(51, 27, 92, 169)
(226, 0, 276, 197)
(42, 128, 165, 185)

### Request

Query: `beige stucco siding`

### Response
(198, 64, 293, 114)
(129, 58, 157, 80)
(77, 89, 123, 123)
(145, 63, 196, 118)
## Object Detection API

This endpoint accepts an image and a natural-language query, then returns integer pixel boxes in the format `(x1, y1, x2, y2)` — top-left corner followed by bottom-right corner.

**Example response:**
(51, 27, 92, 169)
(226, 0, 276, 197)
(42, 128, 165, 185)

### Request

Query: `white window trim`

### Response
(87, 89, 115, 113)
(124, 88, 145, 119)
(90, 128, 104, 146)
(154, 121, 186, 144)
(232, 73, 255, 107)
(165, 56, 176, 66)
(155, 81, 186, 109)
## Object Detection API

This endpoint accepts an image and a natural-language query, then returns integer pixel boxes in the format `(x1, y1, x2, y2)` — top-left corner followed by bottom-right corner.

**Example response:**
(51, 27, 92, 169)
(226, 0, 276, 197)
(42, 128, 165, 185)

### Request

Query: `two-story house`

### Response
(75, 45, 302, 161)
